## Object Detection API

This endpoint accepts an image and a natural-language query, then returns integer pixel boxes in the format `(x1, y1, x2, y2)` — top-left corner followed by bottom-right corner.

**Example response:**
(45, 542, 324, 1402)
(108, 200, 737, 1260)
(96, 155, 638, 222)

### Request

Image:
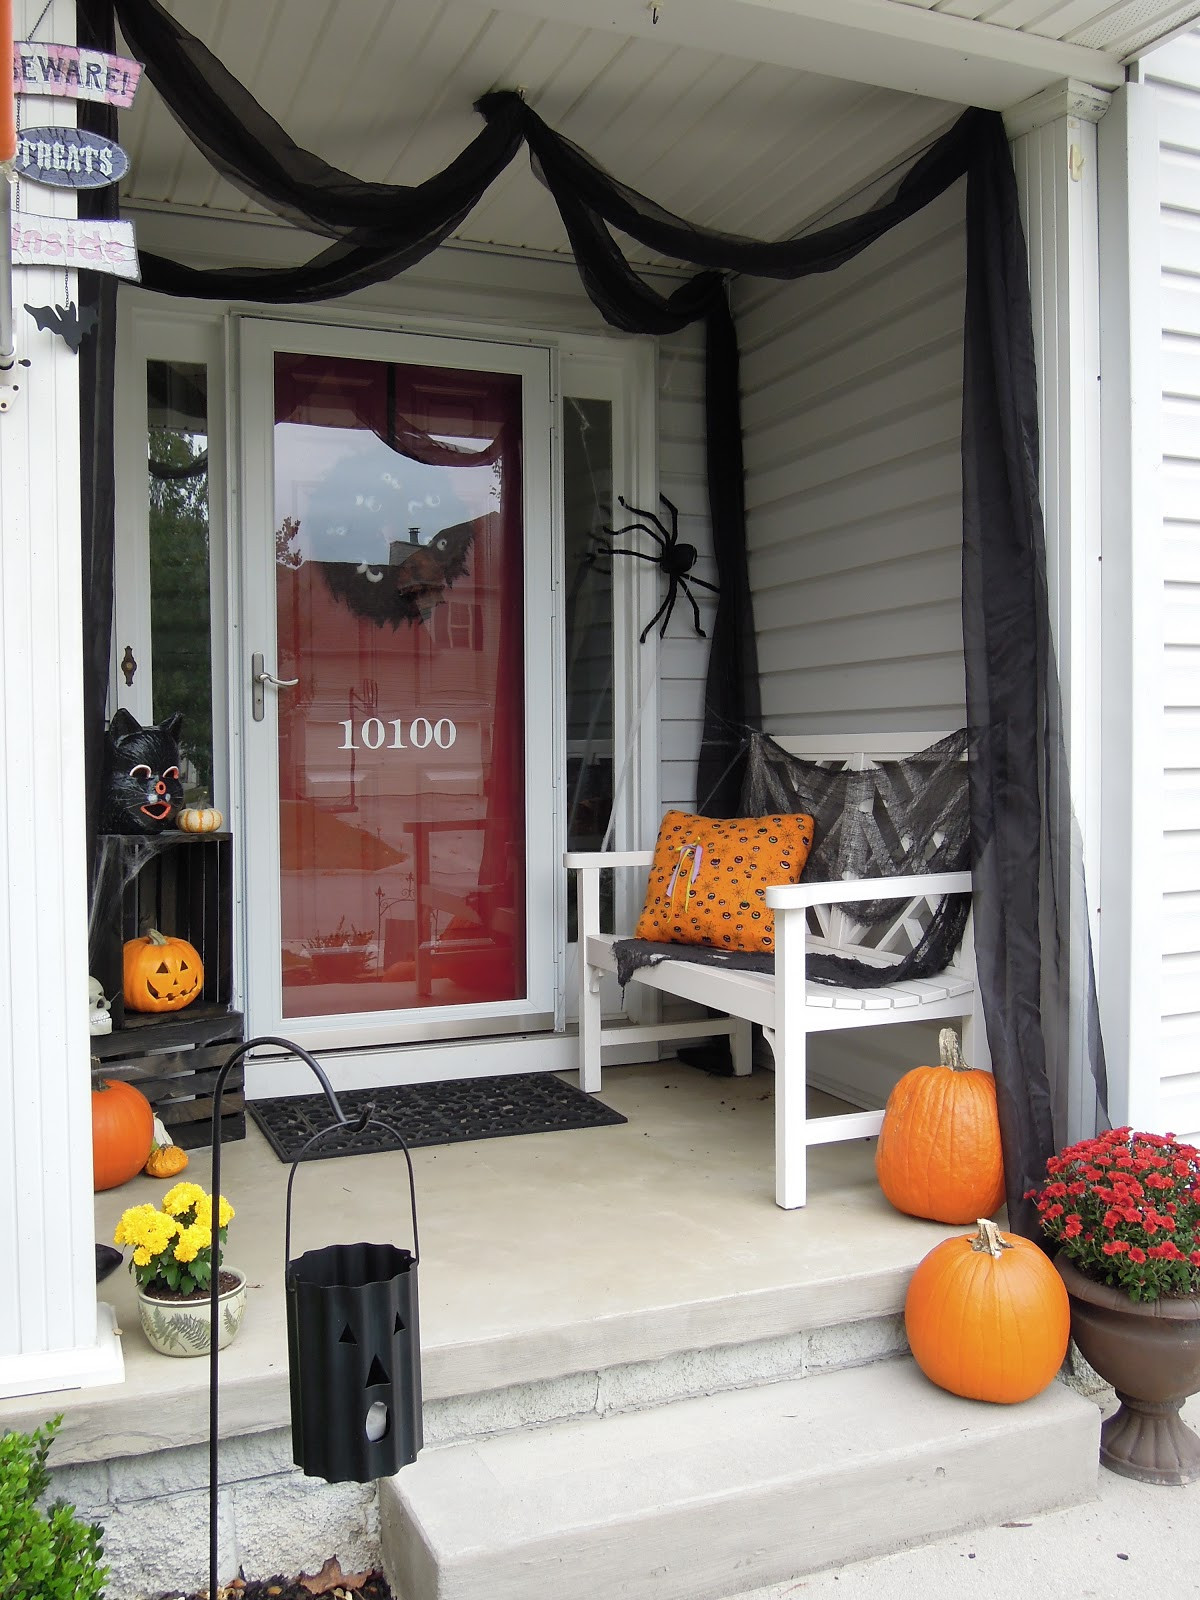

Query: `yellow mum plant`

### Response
(114, 1182, 235, 1298)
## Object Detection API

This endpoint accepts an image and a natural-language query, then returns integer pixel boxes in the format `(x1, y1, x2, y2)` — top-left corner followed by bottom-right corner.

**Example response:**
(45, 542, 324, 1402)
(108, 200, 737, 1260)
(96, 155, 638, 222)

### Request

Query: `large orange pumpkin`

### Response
(905, 1217, 1070, 1403)
(92, 1078, 155, 1191)
(123, 928, 204, 1013)
(875, 1027, 1005, 1223)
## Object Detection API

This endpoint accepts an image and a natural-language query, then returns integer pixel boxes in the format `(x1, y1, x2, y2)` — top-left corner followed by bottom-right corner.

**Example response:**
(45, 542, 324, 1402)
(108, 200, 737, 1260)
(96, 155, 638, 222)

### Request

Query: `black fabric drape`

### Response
(91, 0, 1106, 1228)
(960, 119, 1100, 1237)
(78, 0, 119, 886)
(699, 298, 760, 814)
(113, 0, 526, 240)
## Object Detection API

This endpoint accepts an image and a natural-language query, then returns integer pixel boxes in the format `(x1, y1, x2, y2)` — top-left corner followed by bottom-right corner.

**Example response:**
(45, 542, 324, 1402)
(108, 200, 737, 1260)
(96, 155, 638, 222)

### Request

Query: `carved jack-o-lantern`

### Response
(123, 928, 204, 1013)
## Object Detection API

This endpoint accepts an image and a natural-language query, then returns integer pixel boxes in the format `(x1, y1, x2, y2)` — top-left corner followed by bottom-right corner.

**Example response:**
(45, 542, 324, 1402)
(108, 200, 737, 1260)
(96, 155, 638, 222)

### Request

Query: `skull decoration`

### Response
(99, 709, 186, 834)
(122, 929, 204, 1014)
(88, 976, 112, 1035)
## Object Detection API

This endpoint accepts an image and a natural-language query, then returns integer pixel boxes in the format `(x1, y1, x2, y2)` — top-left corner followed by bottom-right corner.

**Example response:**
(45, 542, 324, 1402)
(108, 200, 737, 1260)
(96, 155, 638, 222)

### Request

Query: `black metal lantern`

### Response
(285, 1120, 422, 1482)
(205, 1039, 424, 1600)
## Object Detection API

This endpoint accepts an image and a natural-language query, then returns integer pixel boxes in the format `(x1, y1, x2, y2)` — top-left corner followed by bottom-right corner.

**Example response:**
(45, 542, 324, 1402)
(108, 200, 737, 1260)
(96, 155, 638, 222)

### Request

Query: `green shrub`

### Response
(0, 1416, 107, 1600)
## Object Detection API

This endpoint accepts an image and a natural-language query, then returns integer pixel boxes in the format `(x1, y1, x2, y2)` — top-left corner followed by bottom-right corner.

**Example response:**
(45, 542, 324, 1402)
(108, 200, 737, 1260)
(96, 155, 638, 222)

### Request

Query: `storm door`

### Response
(238, 320, 555, 1051)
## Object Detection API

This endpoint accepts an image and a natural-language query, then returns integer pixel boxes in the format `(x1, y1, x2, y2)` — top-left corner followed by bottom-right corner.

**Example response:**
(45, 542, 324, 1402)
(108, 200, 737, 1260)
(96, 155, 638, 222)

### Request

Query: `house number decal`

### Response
(336, 717, 457, 751)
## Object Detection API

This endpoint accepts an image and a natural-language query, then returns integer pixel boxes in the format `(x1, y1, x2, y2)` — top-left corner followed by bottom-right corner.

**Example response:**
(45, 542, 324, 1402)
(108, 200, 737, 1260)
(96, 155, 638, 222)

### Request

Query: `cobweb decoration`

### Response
(613, 729, 972, 989)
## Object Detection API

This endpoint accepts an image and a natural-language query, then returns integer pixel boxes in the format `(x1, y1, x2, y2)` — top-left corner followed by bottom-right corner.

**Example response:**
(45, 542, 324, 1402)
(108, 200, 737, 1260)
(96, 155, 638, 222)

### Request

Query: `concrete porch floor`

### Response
(3, 1059, 969, 1462)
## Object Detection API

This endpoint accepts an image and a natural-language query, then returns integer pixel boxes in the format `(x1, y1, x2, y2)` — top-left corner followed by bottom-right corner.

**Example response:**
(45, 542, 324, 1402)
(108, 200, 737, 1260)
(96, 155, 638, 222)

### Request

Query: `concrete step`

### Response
(422, 1303, 909, 1449)
(380, 1357, 1100, 1600)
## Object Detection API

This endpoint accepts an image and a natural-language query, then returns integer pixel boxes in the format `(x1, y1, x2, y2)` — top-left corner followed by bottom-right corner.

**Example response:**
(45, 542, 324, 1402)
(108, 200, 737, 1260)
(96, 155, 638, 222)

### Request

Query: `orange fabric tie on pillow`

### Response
(634, 811, 815, 954)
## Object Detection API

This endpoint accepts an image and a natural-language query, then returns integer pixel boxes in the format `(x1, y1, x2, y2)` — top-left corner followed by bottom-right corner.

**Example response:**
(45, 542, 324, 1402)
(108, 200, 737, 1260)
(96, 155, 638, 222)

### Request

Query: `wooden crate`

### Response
(90, 1006, 246, 1149)
(90, 832, 234, 1029)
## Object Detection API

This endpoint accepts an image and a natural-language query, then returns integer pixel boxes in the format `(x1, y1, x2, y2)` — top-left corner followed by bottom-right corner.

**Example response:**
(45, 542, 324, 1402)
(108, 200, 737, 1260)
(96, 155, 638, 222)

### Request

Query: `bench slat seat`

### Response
(565, 737, 984, 1210)
(583, 932, 973, 1020)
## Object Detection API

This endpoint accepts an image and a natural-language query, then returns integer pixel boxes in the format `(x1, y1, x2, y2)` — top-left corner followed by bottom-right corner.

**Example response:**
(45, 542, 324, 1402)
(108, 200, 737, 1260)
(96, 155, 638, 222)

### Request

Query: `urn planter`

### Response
(1055, 1254, 1200, 1485)
(137, 1268, 247, 1357)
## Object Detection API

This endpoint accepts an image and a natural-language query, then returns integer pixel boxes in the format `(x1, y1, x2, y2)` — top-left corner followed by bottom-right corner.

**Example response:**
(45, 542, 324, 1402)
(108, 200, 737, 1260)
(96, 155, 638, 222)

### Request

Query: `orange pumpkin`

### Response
(905, 1217, 1070, 1403)
(144, 1119, 190, 1177)
(123, 928, 204, 1013)
(92, 1078, 155, 1191)
(875, 1028, 1005, 1224)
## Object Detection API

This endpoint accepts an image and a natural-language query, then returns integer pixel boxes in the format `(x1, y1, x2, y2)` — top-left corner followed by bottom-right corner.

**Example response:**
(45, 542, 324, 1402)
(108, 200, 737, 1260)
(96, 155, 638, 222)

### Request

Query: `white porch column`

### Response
(1093, 81, 1165, 1132)
(1006, 82, 1111, 1143)
(0, 0, 122, 1398)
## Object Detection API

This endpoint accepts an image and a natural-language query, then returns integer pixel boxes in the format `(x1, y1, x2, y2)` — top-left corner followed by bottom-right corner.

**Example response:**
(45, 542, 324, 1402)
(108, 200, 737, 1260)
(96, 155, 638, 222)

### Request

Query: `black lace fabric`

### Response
(612, 731, 972, 991)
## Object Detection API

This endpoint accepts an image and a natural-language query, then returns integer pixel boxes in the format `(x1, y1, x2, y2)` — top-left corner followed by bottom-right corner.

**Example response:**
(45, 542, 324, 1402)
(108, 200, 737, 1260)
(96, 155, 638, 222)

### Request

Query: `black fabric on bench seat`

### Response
(612, 938, 773, 990)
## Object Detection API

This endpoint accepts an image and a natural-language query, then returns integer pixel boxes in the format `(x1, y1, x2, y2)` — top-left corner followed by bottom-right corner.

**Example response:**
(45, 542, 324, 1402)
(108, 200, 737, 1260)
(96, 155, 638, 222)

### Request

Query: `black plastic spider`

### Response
(591, 494, 718, 642)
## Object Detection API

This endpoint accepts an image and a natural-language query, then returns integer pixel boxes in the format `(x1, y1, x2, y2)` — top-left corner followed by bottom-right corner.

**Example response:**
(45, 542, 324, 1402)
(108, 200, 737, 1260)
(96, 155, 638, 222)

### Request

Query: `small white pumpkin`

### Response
(177, 806, 223, 833)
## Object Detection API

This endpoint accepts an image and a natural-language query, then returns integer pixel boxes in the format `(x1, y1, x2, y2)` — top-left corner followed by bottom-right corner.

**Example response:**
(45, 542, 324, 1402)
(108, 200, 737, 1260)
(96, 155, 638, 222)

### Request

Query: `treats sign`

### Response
(13, 125, 129, 188)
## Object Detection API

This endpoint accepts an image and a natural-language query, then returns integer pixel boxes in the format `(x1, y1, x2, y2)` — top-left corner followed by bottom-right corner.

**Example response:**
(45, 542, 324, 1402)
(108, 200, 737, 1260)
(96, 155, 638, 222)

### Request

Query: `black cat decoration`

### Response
(99, 710, 185, 835)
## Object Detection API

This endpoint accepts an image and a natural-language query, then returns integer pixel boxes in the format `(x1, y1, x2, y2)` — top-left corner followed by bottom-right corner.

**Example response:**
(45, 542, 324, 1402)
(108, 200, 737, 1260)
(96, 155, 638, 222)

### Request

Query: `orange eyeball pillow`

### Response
(634, 811, 814, 954)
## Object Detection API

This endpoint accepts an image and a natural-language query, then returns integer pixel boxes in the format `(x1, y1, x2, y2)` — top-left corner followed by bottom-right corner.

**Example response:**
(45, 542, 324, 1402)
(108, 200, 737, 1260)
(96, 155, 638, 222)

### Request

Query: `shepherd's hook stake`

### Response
(206, 1037, 351, 1600)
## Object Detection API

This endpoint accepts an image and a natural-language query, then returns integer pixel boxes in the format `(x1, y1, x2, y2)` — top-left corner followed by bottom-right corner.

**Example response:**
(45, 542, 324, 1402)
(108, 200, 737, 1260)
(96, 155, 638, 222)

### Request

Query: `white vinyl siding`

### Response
(729, 183, 967, 1109)
(733, 182, 967, 741)
(657, 325, 716, 811)
(1145, 30, 1200, 1143)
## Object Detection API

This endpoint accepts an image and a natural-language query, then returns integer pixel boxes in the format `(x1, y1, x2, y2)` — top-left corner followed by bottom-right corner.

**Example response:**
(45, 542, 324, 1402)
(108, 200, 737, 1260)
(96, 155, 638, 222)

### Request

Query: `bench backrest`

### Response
(768, 731, 968, 965)
(771, 732, 953, 768)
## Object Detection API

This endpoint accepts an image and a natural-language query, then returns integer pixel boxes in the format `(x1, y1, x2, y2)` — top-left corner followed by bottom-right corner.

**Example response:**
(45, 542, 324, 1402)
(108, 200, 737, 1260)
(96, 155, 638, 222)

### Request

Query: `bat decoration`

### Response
(25, 300, 99, 353)
(320, 517, 478, 627)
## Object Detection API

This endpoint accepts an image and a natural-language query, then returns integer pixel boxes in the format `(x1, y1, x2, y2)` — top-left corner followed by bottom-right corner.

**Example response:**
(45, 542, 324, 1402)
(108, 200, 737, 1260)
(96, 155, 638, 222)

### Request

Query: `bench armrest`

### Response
(564, 850, 656, 870)
(765, 870, 972, 911)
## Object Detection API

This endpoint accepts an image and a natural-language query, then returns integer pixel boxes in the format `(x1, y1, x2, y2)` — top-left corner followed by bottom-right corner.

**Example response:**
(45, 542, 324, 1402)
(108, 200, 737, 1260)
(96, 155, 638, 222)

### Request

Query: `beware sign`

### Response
(13, 42, 141, 108)
(13, 126, 129, 188)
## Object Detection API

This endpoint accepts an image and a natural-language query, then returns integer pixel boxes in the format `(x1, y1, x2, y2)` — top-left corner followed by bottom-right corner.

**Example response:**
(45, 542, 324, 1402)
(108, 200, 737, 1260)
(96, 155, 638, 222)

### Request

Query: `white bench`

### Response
(565, 734, 984, 1209)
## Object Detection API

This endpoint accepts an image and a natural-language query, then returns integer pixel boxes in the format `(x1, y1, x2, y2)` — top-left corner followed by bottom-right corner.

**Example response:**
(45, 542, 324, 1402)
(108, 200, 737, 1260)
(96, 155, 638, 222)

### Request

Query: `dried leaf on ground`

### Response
(299, 1556, 375, 1594)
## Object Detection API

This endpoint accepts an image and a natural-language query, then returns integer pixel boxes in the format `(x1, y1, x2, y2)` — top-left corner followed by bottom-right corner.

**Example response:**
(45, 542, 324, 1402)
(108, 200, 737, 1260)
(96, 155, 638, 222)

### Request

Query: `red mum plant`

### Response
(1026, 1127, 1200, 1303)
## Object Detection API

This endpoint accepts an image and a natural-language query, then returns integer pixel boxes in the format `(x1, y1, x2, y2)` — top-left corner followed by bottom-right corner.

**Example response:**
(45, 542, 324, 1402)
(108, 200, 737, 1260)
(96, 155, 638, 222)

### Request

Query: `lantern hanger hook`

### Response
(283, 1108, 419, 1270)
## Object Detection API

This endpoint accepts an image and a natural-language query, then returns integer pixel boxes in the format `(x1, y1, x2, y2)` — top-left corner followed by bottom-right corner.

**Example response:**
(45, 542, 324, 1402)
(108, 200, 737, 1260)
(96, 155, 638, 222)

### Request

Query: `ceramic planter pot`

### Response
(1055, 1255, 1200, 1485)
(137, 1269, 247, 1357)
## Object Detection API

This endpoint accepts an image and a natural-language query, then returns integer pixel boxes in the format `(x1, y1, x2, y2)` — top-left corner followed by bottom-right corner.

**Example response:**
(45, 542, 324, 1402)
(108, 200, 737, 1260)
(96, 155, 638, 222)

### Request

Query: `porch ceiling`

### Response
(114, 0, 1199, 268)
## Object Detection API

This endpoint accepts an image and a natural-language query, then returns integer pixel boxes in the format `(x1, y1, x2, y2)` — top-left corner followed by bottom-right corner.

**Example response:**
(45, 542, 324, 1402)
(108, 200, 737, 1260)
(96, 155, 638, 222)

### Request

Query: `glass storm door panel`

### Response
(240, 323, 554, 1046)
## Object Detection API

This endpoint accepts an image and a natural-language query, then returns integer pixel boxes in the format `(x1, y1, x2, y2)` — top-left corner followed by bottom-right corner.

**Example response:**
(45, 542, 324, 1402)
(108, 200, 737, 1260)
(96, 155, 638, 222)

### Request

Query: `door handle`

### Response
(251, 652, 300, 722)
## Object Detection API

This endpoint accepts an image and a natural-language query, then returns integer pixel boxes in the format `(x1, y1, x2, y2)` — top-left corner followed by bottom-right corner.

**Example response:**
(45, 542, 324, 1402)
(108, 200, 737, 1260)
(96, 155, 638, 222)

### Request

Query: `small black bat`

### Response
(25, 300, 99, 353)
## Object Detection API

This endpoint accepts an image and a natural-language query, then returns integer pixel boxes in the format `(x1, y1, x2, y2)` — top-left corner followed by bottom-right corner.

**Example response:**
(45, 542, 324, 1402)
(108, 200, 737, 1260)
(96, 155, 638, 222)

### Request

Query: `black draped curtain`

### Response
(86, 0, 1106, 1233)
(78, 0, 119, 883)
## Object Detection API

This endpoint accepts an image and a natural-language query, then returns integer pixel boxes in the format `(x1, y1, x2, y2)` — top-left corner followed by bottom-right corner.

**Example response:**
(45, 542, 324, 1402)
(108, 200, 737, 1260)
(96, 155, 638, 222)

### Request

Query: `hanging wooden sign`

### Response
(13, 42, 142, 108)
(11, 210, 141, 281)
(14, 125, 128, 188)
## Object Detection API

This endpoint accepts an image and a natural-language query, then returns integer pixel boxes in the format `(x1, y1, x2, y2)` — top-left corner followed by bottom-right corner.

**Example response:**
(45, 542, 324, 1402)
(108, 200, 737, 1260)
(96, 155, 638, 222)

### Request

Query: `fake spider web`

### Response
(612, 729, 970, 989)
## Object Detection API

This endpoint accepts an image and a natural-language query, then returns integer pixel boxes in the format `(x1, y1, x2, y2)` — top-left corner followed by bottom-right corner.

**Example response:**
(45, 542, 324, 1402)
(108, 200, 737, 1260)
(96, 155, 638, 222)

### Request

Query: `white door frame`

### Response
(112, 296, 656, 1094)
(235, 315, 556, 1055)
(111, 303, 231, 803)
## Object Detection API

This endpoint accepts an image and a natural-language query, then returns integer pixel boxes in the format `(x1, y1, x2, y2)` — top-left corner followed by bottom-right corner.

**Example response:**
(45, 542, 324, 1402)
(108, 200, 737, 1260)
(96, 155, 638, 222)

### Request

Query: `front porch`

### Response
(17, 1060, 960, 1463)
(1, 1056, 1101, 1598)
